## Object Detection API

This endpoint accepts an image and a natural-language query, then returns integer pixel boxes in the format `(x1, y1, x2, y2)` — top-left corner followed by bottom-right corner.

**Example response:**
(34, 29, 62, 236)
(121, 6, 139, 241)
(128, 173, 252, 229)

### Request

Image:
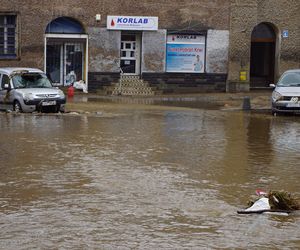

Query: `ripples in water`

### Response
(0, 108, 299, 249)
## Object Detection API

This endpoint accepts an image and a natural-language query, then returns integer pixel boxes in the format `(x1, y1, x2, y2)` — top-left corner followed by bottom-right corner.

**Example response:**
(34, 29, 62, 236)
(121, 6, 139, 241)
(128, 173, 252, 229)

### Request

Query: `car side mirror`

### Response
(269, 84, 276, 88)
(3, 83, 11, 90)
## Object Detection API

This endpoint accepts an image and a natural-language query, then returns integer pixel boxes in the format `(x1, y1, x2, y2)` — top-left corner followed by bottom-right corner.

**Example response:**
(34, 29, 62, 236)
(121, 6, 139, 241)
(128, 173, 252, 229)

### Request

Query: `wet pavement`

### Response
(0, 96, 299, 249)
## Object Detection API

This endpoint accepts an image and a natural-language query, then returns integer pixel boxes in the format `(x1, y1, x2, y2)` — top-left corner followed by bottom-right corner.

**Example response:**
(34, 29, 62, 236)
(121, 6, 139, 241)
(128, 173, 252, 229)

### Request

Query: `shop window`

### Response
(166, 34, 206, 73)
(45, 17, 87, 86)
(0, 15, 17, 59)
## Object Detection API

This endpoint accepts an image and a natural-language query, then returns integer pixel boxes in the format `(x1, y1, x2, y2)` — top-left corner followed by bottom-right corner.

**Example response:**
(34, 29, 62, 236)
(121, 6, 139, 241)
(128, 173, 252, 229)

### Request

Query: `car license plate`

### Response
(287, 103, 300, 107)
(42, 100, 56, 106)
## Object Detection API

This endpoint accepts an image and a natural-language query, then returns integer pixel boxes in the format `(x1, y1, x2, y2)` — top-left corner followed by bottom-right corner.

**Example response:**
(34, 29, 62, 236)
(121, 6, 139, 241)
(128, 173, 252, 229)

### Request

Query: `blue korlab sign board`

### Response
(282, 30, 289, 38)
(107, 16, 158, 31)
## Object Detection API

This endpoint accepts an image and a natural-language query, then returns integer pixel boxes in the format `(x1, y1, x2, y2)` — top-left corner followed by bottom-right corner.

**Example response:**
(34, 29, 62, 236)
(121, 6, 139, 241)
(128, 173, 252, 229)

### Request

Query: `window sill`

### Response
(0, 55, 19, 60)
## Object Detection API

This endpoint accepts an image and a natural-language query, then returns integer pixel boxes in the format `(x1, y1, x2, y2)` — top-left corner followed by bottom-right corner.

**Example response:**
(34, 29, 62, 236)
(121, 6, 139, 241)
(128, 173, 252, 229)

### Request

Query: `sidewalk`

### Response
(65, 90, 272, 113)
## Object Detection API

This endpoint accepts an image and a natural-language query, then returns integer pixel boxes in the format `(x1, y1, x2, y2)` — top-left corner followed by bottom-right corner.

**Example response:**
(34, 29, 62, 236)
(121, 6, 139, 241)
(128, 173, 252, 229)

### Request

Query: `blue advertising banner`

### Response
(166, 43, 205, 73)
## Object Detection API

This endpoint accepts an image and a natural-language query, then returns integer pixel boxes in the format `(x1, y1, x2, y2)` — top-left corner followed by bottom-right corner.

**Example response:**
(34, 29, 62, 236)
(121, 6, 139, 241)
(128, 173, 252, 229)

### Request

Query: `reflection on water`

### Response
(86, 96, 224, 109)
(0, 106, 299, 249)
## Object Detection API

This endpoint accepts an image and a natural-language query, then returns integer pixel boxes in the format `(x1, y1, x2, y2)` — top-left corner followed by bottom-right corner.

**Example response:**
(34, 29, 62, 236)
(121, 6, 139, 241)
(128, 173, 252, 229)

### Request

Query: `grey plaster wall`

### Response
(88, 28, 120, 72)
(206, 30, 229, 74)
(142, 30, 167, 73)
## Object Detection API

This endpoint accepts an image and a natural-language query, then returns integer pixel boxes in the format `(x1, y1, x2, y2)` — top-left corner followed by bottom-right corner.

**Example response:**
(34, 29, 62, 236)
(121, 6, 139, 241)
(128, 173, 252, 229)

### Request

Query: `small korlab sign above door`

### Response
(107, 16, 158, 31)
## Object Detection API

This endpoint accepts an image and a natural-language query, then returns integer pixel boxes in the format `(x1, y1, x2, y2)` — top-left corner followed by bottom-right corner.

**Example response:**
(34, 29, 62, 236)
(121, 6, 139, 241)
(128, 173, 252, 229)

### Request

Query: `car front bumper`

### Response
(272, 101, 300, 114)
(22, 98, 66, 112)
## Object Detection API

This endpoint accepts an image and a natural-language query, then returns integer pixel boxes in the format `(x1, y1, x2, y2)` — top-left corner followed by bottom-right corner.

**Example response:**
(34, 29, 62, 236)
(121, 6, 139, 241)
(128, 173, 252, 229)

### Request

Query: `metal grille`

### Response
(36, 94, 57, 98)
(283, 96, 300, 101)
(283, 96, 292, 101)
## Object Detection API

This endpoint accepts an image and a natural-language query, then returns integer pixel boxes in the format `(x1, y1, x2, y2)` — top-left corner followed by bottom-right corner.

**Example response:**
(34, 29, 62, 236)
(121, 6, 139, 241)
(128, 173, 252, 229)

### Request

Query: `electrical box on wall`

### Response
(95, 14, 101, 21)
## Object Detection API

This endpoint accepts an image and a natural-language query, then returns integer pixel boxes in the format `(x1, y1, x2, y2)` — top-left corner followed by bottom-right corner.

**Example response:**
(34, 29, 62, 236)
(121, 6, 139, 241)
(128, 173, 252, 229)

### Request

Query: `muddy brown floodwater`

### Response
(0, 100, 299, 249)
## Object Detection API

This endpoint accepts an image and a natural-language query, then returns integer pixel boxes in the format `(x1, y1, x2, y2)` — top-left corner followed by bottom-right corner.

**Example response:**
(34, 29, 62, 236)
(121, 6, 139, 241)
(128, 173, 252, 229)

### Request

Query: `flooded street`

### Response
(0, 101, 299, 249)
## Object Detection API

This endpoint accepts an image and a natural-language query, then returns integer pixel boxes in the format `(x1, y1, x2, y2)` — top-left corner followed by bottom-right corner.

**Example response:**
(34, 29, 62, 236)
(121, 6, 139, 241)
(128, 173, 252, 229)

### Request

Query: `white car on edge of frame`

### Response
(0, 67, 66, 113)
(270, 69, 300, 115)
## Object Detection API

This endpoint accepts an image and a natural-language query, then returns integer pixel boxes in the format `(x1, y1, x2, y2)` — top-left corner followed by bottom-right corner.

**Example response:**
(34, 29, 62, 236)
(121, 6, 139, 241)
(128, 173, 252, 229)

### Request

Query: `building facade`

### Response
(0, 0, 299, 93)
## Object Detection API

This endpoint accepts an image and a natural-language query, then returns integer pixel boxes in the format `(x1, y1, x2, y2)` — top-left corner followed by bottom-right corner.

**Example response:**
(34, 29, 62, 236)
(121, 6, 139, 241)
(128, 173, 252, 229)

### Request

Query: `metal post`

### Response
(242, 96, 251, 110)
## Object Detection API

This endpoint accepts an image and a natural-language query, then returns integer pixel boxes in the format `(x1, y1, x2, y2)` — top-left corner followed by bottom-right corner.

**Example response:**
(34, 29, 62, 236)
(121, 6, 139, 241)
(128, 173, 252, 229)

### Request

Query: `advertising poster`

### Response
(166, 43, 205, 73)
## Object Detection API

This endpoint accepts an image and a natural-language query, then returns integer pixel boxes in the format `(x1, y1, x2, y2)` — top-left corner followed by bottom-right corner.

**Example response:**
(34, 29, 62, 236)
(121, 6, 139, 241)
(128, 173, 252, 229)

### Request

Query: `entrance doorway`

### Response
(120, 33, 141, 75)
(250, 23, 277, 88)
(45, 17, 88, 87)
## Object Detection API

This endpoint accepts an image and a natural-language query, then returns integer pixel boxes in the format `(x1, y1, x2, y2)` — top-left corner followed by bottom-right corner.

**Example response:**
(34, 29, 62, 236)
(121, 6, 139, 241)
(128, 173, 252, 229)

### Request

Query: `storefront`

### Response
(44, 17, 88, 87)
(107, 15, 159, 76)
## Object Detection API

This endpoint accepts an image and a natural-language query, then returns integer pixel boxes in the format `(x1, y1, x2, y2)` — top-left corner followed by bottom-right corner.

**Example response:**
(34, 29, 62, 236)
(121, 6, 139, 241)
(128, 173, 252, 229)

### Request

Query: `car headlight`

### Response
(58, 90, 65, 98)
(23, 93, 34, 101)
(272, 91, 283, 102)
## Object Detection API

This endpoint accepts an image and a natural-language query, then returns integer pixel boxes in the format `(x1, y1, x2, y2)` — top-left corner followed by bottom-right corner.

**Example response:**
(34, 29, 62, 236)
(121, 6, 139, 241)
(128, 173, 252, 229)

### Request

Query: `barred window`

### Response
(0, 15, 17, 58)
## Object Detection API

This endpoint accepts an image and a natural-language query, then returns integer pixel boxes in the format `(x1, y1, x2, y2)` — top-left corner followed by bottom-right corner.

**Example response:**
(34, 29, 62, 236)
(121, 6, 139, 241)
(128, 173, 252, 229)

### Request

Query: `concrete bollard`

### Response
(242, 96, 251, 110)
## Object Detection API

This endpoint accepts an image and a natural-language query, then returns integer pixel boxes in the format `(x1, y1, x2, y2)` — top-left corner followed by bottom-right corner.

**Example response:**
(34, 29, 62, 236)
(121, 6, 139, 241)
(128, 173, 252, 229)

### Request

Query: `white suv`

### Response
(0, 67, 66, 113)
(271, 69, 300, 115)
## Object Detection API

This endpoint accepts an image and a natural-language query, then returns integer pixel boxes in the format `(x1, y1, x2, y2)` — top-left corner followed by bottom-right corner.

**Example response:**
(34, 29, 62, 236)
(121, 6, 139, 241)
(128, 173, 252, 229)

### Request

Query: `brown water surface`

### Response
(0, 103, 299, 249)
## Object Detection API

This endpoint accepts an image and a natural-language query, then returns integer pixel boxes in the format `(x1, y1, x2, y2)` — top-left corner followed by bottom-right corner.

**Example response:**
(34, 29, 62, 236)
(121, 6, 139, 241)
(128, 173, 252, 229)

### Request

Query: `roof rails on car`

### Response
(10, 70, 30, 76)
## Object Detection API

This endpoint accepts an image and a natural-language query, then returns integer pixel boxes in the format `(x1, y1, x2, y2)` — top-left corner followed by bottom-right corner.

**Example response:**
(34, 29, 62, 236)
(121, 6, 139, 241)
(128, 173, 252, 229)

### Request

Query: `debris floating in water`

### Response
(237, 190, 299, 215)
(267, 190, 299, 211)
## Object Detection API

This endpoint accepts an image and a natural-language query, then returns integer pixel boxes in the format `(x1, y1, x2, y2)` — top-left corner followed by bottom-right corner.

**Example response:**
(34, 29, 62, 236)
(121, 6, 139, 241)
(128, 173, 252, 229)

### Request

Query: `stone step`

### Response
(120, 79, 144, 84)
(114, 90, 155, 96)
(120, 75, 140, 79)
(115, 86, 153, 91)
(111, 75, 155, 96)
(112, 85, 153, 91)
(112, 87, 155, 96)
(120, 79, 144, 83)
(119, 83, 149, 88)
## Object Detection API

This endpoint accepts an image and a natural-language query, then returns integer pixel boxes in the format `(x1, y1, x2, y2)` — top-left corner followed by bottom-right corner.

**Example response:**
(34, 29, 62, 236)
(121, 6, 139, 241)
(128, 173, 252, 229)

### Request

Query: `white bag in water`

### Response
(74, 80, 88, 93)
(245, 197, 270, 212)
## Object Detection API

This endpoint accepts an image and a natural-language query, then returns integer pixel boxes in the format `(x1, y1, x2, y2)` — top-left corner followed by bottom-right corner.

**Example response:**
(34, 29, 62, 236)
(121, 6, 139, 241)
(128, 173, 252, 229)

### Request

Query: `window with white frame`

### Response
(0, 15, 17, 58)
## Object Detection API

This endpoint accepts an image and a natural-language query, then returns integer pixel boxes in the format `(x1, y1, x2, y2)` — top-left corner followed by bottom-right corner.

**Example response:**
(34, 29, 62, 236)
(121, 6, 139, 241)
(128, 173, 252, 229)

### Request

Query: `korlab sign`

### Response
(167, 35, 206, 44)
(107, 16, 158, 31)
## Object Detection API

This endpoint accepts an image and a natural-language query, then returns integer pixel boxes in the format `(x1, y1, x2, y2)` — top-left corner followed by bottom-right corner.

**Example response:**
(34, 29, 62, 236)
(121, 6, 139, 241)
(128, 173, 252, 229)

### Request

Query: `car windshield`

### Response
(12, 73, 53, 89)
(277, 72, 300, 87)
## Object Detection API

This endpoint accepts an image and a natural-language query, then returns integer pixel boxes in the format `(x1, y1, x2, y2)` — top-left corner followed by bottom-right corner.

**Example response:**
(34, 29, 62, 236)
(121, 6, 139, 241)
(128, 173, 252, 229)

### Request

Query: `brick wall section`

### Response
(88, 72, 120, 93)
(142, 73, 227, 93)
(227, 0, 300, 91)
(257, 0, 300, 73)
(0, 0, 230, 69)
(227, 1, 258, 85)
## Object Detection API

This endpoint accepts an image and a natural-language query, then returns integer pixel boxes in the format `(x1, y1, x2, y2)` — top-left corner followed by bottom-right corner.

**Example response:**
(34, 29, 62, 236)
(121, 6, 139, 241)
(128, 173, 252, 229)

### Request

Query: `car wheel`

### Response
(59, 106, 65, 113)
(13, 100, 23, 113)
